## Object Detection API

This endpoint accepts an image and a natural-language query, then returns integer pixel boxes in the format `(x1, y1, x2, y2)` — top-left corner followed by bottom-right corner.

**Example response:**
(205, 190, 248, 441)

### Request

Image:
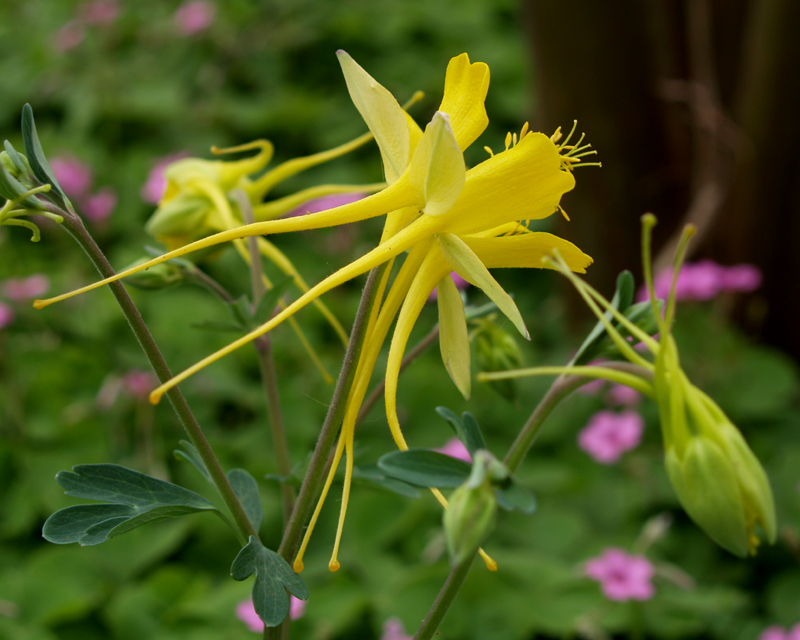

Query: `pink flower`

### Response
(605, 383, 640, 407)
(82, 187, 117, 222)
(380, 618, 413, 640)
(2, 275, 50, 302)
(79, 0, 120, 25)
(50, 156, 93, 198)
(435, 438, 472, 463)
(577, 378, 605, 396)
(236, 597, 306, 632)
(122, 370, 157, 401)
(140, 152, 189, 204)
(286, 192, 367, 218)
(585, 548, 655, 601)
(427, 271, 470, 302)
(578, 410, 644, 464)
(55, 21, 86, 51)
(0, 303, 14, 329)
(721, 264, 762, 293)
(758, 624, 800, 640)
(174, 0, 216, 35)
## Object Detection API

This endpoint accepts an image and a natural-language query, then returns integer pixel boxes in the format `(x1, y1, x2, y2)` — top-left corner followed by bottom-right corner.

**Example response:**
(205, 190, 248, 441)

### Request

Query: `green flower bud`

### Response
(443, 476, 497, 567)
(122, 258, 186, 290)
(0, 150, 33, 185)
(473, 317, 523, 401)
(145, 193, 211, 240)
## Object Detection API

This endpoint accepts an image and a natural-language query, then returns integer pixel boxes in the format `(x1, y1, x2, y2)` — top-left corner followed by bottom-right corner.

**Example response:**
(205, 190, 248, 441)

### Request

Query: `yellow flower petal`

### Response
(409, 112, 466, 216)
(338, 50, 411, 183)
(464, 231, 592, 273)
(437, 232, 528, 339)
(438, 53, 490, 151)
(437, 273, 471, 399)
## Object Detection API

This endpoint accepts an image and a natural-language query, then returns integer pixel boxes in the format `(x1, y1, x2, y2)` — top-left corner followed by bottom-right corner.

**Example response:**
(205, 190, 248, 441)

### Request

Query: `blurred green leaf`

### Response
(20, 104, 67, 204)
(173, 440, 213, 485)
(378, 449, 471, 488)
(352, 463, 421, 498)
(227, 468, 263, 531)
(435, 406, 486, 455)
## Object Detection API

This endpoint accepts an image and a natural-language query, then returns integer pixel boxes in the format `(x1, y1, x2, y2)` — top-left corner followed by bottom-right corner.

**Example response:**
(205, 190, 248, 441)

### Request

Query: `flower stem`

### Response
(276, 264, 387, 561)
(413, 554, 476, 640)
(60, 214, 258, 544)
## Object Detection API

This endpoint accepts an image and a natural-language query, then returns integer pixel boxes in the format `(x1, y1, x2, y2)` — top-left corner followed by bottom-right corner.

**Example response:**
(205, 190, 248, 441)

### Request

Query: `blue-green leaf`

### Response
(42, 464, 218, 546)
(378, 449, 471, 488)
(231, 536, 309, 627)
(20, 104, 68, 204)
(253, 275, 295, 326)
(495, 479, 537, 514)
(228, 468, 263, 531)
(352, 463, 420, 498)
(435, 407, 486, 456)
(174, 440, 213, 484)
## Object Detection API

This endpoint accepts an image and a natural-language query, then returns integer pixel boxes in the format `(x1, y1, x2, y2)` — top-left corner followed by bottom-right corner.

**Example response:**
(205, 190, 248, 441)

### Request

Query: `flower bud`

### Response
(443, 478, 497, 567)
(473, 317, 523, 401)
(663, 383, 776, 557)
(144, 192, 211, 240)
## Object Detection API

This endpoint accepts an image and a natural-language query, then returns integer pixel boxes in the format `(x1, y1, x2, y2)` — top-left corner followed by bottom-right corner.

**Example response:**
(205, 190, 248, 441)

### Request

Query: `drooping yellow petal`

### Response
(338, 50, 411, 184)
(438, 53, 490, 151)
(408, 112, 466, 216)
(464, 231, 592, 273)
(437, 274, 471, 399)
(251, 183, 384, 222)
(436, 232, 529, 340)
(443, 132, 575, 236)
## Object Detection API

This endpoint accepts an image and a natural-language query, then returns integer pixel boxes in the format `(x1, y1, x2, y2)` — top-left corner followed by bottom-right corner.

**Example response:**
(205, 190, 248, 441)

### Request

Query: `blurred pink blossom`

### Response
(605, 383, 640, 407)
(50, 156, 93, 198)
(578, 410, 644, 464)
(0, 303, 14, 329)
(174, 0, 216, 35)
(2, 275, 50, 302)
(637, 260, 762, 303)
(82, 187, 117, 222)
(286, 192, 367, 217)
(55, 21, 86, 51)
(141, 153, 189, 204)
(435, 437, 472, 463)
(80, 0, 120, 25)
(380, 618, 413, 640)
(758, 624, 800, 640)
(236, 597, 306, 632)
(428, 272, 470, 302)
(577, 378, 605, 396)
(122, 370, 157, 401)
(585, 548, 655, 601)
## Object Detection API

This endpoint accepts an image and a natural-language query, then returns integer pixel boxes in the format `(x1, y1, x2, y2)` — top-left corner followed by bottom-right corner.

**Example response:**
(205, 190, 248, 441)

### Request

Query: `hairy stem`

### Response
(61, 215, 258, 543)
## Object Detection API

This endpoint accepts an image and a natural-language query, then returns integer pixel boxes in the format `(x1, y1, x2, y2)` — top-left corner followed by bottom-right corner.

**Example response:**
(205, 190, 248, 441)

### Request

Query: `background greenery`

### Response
(1, 1, 799, 639)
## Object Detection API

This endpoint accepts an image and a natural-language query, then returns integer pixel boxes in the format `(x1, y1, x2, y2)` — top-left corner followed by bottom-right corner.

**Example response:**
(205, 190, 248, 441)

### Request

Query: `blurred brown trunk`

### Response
(524, 0, 800, 361)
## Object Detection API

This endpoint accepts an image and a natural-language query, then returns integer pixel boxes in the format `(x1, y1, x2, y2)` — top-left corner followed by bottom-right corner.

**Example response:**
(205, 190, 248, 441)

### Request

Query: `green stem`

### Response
(60, 215, 258, 544)
(504, 362, 652, 473)
(276, 263, 387, 561)
(413, 555, 476, 640)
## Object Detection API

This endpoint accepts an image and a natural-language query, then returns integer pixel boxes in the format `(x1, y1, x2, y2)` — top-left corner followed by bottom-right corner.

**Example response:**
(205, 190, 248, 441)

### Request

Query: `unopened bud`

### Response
(145, 193, 210, 239)
(473, 317, 523, 401)
(443, 476, 496, 567)
(123, 258, 186, 290)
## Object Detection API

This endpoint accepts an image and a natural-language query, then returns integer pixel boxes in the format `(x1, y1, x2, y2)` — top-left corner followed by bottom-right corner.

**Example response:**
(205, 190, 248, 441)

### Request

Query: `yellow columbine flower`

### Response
(36, 51, 593, 568)
(481, 215, 776, 558)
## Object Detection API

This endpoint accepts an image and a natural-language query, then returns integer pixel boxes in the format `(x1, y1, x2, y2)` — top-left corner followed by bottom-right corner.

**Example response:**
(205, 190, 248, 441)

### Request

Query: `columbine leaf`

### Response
(253, 275, 295, 325)
(228, 468, 263, 531)
(435, 407, 486, 456)
(352, 464, 420, 498)
(225, 295, 254, 328)
(495, 479, 537, 514)
(42, 464, 218, 546)
(4, 140, 29, 174)
(378, 449, 471, 488)
(20, 104, 68, 204)
(174, 440, 213, 484)
(231, 536, 309, 627)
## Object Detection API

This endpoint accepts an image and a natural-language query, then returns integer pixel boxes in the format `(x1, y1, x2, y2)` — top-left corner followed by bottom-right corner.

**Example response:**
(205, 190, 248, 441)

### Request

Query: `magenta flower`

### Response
(637, 260, 762, 303)
(122, 370, 157, 401)
(236, 597, 306, 632)
(141, 152, 189, 204)
(0, 303, 14, 330)
(578, 409, 644, 464)
(79, 0, 120, 25)
(2, 275, 50, 302)
(605, 383, 640, 407)
(435, 437, 472, 463)
(50, 157, 93, 198)
(82, 187, 117, 222)
(380, 618, 413, 640)
(585, 548, 655, 601)
(427, 271, 470, 302)
(55, 21, 86, 51)
(721, 264, 762, 292)
(174, 0, 216, 35)
(577, 377, 605, 396)
(759, 624, 800, 640)
(286, 192, 367, 218)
